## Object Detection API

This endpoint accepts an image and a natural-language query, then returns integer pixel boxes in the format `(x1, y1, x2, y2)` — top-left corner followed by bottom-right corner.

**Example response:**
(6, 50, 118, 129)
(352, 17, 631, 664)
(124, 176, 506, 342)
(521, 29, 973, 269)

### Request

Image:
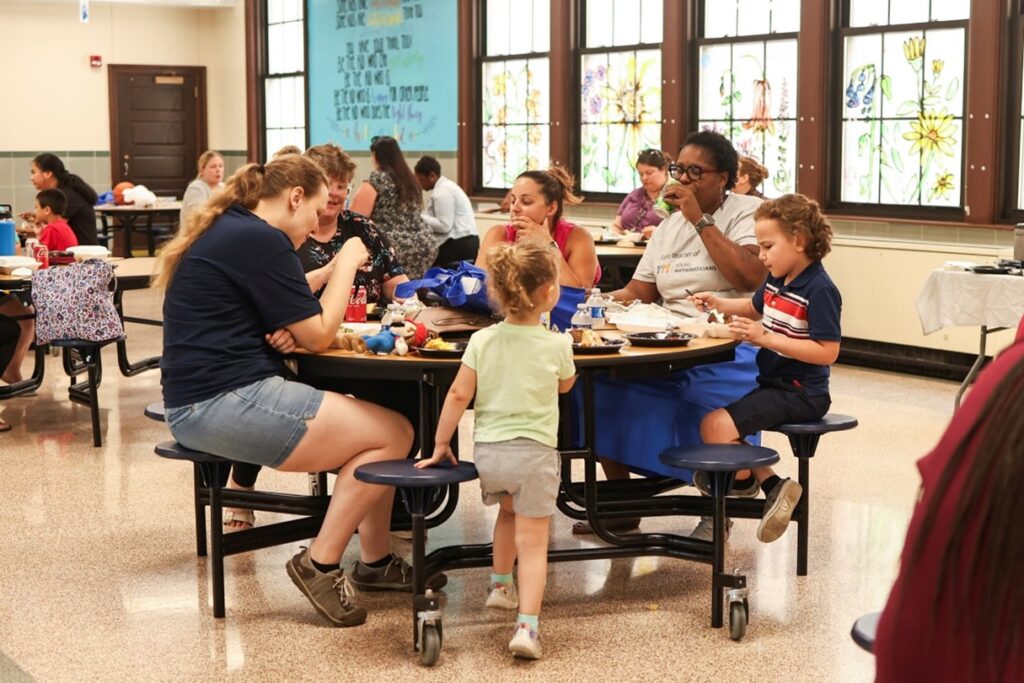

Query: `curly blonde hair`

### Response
(754, 194, 833, 260)
(487, 241, 561, 317)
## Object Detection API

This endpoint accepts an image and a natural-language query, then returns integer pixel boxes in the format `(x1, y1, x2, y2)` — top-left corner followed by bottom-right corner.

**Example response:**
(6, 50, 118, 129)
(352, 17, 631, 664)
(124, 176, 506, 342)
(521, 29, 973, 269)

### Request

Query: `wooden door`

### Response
(108, 65, 207, 198)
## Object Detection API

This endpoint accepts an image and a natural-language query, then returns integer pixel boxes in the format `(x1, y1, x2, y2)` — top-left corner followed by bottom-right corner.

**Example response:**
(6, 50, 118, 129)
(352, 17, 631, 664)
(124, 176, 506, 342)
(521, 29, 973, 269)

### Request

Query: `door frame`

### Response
(107, 64, 208, 189)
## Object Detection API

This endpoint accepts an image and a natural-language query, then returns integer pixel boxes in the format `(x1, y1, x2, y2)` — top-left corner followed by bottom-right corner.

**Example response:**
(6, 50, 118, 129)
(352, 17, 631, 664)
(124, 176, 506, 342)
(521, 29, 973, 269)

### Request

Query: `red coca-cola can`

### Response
(32, 243, 49, 269)
(345, 285, 367, 322)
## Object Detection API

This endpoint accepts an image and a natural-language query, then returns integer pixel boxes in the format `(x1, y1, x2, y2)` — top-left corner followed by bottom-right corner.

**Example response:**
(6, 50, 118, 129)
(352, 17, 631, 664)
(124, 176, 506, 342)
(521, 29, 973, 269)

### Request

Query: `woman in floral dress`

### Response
(350, 136, 437, 279)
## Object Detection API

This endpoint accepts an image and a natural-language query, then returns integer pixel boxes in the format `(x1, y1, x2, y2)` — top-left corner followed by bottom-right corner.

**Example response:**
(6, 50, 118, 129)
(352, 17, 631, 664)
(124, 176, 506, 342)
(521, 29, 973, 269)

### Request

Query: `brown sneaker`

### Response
(757, 478, 803, 543)
(286, 547, 367, 627)
(350, 554, 448, 592)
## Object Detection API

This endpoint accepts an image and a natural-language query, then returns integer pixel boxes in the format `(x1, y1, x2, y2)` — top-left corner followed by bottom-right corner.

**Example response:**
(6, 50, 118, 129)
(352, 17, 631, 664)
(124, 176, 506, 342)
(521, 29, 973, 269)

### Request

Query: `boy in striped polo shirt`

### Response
(689, 194, 841, 543)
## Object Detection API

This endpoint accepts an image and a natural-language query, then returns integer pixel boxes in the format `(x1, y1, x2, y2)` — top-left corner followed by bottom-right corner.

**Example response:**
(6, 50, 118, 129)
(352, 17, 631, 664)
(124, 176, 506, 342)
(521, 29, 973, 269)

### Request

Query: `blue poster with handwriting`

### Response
(308, 0, 458, 151)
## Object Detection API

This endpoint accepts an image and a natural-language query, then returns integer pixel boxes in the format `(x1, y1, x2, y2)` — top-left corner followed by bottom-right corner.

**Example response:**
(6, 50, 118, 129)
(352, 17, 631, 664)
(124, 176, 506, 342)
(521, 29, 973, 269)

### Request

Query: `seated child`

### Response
(33, 189, 79, 252)
(689, 194, 841, 543)
(418, 240, 576, 660)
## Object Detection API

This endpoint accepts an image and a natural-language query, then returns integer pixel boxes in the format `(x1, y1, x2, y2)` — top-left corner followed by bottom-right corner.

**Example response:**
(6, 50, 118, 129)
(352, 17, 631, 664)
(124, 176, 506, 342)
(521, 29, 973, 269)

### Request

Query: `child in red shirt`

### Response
(33, 189, 79, 252)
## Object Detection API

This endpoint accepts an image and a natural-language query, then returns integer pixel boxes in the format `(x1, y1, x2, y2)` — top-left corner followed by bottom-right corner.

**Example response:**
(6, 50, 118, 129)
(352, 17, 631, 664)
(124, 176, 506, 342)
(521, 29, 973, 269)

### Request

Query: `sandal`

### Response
(223, 509, 255, 532)
(571, 517, 641, 535)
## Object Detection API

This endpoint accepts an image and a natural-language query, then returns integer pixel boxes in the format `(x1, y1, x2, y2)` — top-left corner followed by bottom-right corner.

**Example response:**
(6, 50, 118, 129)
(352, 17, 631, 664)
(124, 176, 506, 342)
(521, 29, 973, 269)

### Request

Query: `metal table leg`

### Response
(955, 325, 1006, 410)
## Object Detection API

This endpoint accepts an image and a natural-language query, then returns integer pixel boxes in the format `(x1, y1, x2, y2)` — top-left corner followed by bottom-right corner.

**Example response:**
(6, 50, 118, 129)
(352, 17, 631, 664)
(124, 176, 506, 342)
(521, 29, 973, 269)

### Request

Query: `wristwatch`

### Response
(694, 213, 715, 235)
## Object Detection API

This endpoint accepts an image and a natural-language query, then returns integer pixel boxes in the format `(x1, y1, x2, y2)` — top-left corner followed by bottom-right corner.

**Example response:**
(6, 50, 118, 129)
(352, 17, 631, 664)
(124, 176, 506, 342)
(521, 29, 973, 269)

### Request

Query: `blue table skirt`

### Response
(570, 343, 760, 479)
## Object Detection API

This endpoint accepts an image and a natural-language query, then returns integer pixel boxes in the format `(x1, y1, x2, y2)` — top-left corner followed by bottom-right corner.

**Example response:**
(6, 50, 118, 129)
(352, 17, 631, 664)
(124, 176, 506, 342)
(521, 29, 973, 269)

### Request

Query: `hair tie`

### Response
(257, 164, 266, 175)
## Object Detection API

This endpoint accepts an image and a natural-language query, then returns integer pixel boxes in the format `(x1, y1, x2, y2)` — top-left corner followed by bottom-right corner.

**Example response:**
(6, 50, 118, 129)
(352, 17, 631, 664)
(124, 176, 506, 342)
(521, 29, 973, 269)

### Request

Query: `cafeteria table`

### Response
(292, 331, 756, 656)
(915, 268, 1024, 408)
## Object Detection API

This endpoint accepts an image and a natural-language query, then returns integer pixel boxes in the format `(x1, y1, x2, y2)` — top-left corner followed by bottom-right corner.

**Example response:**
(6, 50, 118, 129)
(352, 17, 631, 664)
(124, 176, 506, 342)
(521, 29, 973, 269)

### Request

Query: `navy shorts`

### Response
(724, 383, 831, 438)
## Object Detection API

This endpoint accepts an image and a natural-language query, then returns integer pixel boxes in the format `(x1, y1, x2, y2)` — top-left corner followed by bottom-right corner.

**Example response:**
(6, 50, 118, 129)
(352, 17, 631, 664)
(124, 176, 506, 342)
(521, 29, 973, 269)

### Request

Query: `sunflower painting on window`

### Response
(579, 50, 662, 193)
(842, 31, 964, 207)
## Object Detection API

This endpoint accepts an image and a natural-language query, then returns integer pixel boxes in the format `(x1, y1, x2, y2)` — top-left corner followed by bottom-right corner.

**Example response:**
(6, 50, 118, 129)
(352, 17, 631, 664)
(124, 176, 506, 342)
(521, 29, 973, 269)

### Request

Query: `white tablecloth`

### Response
(916, 269, 1024, 335)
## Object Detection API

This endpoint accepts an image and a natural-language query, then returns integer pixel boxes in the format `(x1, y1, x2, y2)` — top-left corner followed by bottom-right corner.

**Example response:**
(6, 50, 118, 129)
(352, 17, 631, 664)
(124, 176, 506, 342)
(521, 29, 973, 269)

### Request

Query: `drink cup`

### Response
(345, 285, 367, 322)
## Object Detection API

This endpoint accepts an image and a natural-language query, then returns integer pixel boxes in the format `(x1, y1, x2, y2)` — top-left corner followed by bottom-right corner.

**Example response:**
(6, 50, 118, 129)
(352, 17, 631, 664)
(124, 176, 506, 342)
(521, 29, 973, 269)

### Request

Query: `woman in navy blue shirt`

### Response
(156, 155, 429, 627)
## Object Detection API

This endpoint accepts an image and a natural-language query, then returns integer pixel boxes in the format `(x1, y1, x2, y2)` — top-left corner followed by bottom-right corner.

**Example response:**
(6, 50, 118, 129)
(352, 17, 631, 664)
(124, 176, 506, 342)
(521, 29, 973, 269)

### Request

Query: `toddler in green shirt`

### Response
(418, 240, 576, 660)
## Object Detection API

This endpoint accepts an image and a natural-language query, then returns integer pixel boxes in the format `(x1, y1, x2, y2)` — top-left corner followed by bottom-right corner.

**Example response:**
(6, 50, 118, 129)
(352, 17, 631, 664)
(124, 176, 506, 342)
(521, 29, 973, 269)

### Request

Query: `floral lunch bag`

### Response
(31, 260, 125, 344)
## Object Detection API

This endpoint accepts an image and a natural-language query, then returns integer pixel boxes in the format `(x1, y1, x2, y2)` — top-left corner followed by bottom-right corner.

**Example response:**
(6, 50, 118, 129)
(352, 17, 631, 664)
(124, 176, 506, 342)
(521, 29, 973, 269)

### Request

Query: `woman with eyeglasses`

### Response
(611, 148, 672, 238)
(349, 136, 437, 279)
(571, 130, 769, 539)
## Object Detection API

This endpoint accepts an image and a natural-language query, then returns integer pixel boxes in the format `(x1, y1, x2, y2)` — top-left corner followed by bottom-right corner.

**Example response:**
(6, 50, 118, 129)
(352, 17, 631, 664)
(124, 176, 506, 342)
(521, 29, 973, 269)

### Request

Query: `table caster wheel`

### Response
(420, 623, 441, 666)
(729, 601, 747, 641)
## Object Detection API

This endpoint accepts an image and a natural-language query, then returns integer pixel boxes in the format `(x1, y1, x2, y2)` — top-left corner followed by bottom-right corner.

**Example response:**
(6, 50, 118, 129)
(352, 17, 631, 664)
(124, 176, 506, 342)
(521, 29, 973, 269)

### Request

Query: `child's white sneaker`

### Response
(485, 582, 518, 610)
(508, 622, 542, 659)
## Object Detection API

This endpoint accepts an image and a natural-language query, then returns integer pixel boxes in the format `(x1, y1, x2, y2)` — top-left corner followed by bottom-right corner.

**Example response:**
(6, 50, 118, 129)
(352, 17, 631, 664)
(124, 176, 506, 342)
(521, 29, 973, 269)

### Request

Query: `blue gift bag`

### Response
(550, 285, 586, 331)
(394, 261, 494, 314)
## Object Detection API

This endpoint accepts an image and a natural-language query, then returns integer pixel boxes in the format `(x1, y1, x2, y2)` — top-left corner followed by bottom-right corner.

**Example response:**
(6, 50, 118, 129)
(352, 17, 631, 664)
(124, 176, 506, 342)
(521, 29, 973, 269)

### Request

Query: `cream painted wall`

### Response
(0, 2, 246, 151)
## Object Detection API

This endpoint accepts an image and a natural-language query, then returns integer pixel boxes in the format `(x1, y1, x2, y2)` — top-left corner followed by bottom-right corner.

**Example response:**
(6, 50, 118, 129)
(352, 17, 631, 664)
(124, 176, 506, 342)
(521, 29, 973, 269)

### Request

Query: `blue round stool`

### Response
(144, 401, 166, 422)
(660, 443, 779, 641)
(355, 459, 478, 666)
(154, 439, 233, 618)
(851, 610, 881, 653)
(770, 414, 858, 576)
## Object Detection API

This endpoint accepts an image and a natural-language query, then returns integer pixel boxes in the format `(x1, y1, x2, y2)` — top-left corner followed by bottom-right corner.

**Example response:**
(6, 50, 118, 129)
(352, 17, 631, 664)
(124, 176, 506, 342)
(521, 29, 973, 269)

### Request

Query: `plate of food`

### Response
(415, 338, 467, 358)
(624, 331, 696, 347)
(970, 265, 1012, 275)
(567, 328, 626, 355)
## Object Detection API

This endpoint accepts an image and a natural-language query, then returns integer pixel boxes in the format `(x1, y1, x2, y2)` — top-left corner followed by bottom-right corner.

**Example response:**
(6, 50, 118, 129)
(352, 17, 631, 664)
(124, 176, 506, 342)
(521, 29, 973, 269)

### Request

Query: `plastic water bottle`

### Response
(587, 288, 607, 323)
(571, 303, 593, 330)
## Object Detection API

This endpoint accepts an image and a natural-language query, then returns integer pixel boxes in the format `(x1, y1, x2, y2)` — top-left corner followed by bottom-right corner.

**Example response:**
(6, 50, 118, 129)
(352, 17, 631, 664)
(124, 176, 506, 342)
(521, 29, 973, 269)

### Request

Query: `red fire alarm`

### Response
(90, 55, 102, 68)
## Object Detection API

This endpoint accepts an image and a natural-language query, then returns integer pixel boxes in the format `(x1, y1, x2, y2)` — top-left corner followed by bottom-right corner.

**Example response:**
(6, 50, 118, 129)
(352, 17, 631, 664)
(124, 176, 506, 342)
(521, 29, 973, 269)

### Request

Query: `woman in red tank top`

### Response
(477, 167, 600, 288)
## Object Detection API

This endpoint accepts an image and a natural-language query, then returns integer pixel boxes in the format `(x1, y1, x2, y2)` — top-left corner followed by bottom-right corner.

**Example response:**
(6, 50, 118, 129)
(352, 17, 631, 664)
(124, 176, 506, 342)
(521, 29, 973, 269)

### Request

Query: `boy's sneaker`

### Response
(286, 548, 367, 627)
(688, 515, 734, 542)
(757, 478, 803, 543)
(350, 554, 448, 592)
(485, 582, 519, 610)
(692, 470, 760, 498)
(508, 622, 542, 660)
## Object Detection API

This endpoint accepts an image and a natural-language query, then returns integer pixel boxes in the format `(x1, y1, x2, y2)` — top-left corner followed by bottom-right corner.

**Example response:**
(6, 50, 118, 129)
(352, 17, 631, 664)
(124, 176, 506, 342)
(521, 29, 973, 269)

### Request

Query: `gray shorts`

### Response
(474, 438, 560, 518)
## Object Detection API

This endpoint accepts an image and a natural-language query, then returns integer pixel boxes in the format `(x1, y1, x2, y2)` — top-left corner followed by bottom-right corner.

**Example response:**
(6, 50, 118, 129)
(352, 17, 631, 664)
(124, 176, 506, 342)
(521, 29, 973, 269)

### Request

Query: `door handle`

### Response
(123, 155, 130, 178)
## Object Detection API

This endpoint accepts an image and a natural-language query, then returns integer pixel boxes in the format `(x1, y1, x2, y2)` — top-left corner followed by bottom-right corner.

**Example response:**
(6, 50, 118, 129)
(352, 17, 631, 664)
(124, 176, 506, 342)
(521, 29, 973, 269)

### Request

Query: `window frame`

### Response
(259, 0, 309, 161)
(475, 0, 553, 197)
(1003, 0, 1024, 222)
(829, 0, 969, 220)
(690, 1, 801, 198)
(575, 0, 665, 202)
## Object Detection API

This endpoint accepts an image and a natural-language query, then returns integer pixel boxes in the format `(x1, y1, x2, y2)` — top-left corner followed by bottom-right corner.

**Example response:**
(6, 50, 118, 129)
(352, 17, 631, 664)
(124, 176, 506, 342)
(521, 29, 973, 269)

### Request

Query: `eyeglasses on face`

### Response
(669, 163, 720, 181)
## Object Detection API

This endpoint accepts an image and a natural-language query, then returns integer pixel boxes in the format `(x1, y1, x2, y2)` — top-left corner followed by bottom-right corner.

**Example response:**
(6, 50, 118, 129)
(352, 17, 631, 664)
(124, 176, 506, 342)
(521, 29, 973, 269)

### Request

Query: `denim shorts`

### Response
(165, 376, 324, 469)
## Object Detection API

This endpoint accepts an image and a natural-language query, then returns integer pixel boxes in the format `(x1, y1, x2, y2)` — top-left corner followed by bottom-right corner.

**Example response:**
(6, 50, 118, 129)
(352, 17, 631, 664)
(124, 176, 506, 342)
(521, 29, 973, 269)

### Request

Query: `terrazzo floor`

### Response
(0, 288, 958, 682)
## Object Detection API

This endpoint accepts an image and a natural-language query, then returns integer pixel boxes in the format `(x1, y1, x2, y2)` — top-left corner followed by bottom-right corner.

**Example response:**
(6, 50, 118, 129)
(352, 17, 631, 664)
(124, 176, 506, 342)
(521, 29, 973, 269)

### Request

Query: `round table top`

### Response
(295, 328, 737, 370)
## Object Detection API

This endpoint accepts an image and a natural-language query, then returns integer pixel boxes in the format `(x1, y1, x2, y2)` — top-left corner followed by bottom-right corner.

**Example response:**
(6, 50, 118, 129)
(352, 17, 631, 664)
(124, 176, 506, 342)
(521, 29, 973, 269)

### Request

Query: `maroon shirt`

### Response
(874, 318, 1024, 682)
(616, 187, 665, 233)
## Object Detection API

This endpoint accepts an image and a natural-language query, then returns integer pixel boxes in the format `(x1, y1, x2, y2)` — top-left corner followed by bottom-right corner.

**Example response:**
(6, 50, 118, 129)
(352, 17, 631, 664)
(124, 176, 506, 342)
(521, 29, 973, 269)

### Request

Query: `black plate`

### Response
(971, 265, 1012, 275)
(593, 237, 622, 245)
(572, 338, 626, 355)
(625, 331, 696, 347)
(414, 342, 467, 359)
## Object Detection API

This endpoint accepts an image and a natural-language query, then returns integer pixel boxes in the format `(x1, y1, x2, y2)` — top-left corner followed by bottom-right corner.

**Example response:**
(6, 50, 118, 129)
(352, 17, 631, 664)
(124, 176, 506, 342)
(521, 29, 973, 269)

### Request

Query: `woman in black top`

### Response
(23, 154, 99, 245)
(156, 154, 435, 627)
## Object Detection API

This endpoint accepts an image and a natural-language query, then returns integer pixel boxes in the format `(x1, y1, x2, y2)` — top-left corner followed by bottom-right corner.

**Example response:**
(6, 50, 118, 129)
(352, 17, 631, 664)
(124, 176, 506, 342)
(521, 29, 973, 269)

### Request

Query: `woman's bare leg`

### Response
(278, 391, 414, 565)
(0, 299, 32, 384)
